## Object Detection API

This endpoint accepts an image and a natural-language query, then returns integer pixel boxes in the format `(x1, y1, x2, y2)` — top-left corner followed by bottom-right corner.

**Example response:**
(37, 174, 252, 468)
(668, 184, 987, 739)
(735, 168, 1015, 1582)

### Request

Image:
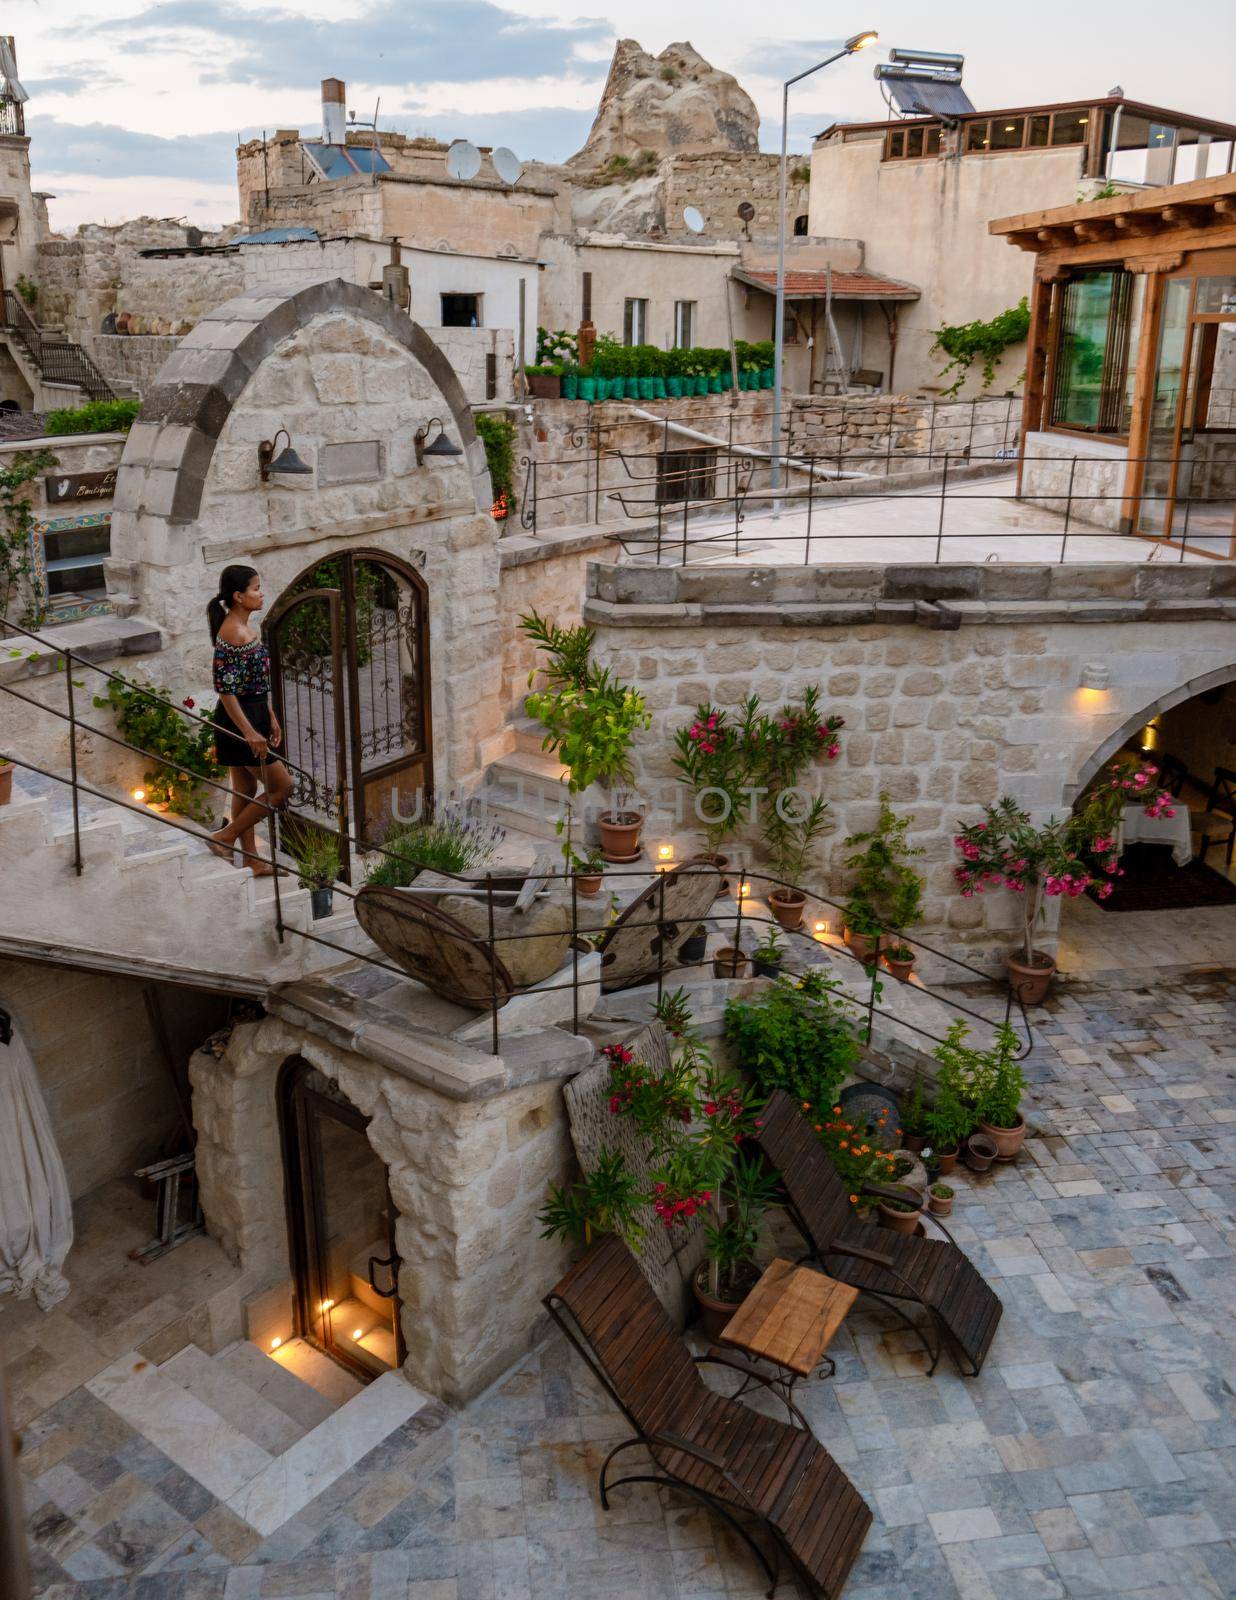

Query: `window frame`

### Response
(623, 297, 649, 346)
(440, 291, 482, 327)
(1045, 265, 1140, 439)
(673, 299, 695, 349)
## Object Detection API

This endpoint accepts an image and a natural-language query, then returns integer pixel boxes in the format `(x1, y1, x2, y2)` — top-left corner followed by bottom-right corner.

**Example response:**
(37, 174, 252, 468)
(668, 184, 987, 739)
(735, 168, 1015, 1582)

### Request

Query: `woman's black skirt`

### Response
(212, 695, 271, 768)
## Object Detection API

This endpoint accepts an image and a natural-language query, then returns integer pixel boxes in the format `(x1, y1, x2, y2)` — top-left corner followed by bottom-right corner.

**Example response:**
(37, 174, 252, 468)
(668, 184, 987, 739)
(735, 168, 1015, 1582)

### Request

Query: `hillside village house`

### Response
(2, 32, 1236, 1600)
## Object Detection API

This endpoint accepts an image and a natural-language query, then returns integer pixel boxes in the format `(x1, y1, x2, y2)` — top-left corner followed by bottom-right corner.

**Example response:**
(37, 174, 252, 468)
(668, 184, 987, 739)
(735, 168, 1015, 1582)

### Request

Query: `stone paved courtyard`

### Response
(13, 962, 1236, 1600)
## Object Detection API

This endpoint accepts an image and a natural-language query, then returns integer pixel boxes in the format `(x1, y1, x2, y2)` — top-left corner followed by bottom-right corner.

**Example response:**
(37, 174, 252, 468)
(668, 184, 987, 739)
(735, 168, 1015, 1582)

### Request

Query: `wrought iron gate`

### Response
(266, 552, 432, 876)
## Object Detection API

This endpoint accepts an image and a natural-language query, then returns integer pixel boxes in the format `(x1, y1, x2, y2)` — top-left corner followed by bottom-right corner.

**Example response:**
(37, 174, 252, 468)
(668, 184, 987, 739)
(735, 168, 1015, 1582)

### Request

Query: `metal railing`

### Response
(0, 617, 1031, 1064)
(515, 396, 1023, 536)
(1, 291, 115, 401)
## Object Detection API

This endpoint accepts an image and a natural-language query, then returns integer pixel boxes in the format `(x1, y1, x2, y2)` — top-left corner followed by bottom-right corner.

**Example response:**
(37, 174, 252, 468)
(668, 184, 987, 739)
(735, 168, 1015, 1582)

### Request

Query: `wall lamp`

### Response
(258, 429, 312, 482)
(1079, 663, 1110, 690)
(414, 417, 463, 466)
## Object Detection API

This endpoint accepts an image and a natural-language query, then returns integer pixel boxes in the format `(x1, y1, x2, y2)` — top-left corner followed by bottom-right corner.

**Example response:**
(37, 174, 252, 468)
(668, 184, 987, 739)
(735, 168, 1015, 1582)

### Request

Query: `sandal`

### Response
(206, 830, 234, 862)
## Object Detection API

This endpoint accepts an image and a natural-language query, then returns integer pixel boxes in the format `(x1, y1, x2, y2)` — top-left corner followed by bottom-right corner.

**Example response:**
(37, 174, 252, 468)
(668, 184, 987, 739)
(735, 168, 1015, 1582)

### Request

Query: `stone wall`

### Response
(582, 559, 1236, 971)
(792, 394, 1023, 475)
(0, 957, 227, 1200)
(495, 529, 612, 727)
(37, 235, 244, 345)
(83, 334, 180, 397)
(1019, 431, 1128, 533)
(189, 1011, 577, 1402)
(662, 149, 789, 238)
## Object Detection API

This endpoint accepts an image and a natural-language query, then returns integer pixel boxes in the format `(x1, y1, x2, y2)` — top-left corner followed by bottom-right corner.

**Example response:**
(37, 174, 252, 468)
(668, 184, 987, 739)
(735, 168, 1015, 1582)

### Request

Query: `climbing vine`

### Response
(475, 411, 517, 518)
(931, 297, 1030, 398)
(0, 447, 57, 626)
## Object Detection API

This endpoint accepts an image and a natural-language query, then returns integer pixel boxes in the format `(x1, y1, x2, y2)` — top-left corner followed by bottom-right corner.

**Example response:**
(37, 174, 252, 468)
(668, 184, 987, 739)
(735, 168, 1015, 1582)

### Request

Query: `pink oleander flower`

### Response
(1097, 883, 1114, 899)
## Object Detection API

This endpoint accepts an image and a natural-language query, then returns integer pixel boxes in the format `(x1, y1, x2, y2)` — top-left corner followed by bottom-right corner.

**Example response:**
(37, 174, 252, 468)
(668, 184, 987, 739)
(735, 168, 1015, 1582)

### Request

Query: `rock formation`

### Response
(569, 40, 760, 169)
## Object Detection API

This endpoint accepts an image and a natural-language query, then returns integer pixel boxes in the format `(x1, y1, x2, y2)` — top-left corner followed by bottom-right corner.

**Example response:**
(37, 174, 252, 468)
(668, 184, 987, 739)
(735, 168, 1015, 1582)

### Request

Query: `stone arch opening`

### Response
(276, 1054, 404, 1382)
(1072, 661, 1236, 793)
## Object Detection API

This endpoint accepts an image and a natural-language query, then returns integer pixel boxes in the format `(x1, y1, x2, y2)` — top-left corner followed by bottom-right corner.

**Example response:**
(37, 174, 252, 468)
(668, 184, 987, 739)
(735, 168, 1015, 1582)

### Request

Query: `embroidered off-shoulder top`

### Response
(212, 636, 271, 697)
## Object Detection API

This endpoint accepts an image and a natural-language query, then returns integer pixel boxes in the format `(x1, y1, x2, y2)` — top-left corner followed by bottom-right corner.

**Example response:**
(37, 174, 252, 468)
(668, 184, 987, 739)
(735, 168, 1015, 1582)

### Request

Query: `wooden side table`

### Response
(719, 1258, 858, 1401)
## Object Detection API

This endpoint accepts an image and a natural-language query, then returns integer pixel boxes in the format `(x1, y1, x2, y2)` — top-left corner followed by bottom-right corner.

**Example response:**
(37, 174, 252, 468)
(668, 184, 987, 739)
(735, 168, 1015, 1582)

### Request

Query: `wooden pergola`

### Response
(990, 173, 1236, 549)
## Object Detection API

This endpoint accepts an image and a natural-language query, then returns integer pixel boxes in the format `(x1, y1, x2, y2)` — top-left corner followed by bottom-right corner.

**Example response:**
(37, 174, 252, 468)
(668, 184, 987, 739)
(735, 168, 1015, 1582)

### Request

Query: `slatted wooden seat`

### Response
(545, 1234, 872, 1599)
(752, 1089, 1003, 1377)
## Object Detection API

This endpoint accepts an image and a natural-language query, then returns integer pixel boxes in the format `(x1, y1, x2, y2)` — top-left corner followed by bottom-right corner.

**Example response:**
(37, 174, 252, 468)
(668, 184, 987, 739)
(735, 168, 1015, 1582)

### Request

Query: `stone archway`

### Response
(1073, 661, 1236, 791)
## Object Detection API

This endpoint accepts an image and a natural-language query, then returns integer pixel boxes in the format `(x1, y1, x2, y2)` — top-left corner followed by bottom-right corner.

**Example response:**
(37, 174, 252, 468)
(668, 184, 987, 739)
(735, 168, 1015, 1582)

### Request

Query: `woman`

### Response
(205, 564, 293, 873)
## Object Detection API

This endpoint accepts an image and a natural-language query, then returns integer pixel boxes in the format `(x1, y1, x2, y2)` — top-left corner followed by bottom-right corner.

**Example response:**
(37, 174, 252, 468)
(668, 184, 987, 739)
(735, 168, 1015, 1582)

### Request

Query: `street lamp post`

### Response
(772, 30, 878, 501)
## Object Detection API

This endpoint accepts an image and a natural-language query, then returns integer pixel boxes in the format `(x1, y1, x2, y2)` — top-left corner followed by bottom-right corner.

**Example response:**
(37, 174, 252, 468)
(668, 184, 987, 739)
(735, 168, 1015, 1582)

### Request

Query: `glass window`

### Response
(1028, 115, 1051, 147)
(673, 300, 695, 348)
(925, 126, 942, 155)
(991, 117, 1025, 150)
(966, 120, 990, 152)
(1049, 268, 1139, 433)
(906, 126, 925, 157)
(887, 128, 905, 159)
(1195, 276, 1236, 315)
(623, 297, 648, 346)
(440, 293, 480, 327)
(1051, 110, 1089, 146)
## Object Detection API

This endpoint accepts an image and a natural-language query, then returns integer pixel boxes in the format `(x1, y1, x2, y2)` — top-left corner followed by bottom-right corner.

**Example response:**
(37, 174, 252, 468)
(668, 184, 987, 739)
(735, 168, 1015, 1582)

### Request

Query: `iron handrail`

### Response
(1, 290, 115, 401)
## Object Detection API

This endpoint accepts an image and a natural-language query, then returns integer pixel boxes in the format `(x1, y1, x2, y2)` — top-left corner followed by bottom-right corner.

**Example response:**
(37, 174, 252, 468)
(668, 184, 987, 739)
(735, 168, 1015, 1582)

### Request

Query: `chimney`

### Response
(321, 78, 346, 146)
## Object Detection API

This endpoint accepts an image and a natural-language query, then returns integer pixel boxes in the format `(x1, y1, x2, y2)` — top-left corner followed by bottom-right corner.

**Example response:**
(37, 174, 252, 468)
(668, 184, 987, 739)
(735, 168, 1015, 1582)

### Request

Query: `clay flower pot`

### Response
(1007, 951, 1056, 1006)
(928, 1188, 954, 1217)
(597, 810, 643, 861)
(964, 1133, 999, 1172)
(768, 888, 806, 931)
(713, 946, 748, 979)
(0, 762, 12, 806)
(978, 1113, 1026, 1162)
(901, 1131, 927, 1155)
(692, 1262, 758, 1342)
(934, 1145, 959, 1176)
(884, 949, 916, 982)
(877, 1188, 923, 1234)
(843, 926, 880, 964)
(573, 872, 604, 897)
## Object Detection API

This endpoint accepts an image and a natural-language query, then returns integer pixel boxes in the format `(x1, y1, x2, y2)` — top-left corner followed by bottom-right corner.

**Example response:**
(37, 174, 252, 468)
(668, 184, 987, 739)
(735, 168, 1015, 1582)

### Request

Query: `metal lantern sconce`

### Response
(258, 429, 312, 483)
(414, 417, 463, 467)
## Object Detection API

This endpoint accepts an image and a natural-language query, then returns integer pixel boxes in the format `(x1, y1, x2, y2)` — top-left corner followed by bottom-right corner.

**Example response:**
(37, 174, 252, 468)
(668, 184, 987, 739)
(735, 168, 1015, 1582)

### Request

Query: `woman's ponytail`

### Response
(208, 564, 259, 642)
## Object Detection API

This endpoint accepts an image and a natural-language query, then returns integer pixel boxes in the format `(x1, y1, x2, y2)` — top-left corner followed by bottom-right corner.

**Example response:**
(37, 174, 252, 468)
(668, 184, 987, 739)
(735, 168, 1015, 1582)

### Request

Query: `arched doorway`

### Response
(278, 1057, 404, 1382)
(266, 551, 432, 873)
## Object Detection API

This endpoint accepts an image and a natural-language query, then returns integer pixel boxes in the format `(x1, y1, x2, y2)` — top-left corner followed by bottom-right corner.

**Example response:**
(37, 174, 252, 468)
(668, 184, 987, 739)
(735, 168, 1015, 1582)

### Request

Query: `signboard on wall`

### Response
(44, 470, 117, 504)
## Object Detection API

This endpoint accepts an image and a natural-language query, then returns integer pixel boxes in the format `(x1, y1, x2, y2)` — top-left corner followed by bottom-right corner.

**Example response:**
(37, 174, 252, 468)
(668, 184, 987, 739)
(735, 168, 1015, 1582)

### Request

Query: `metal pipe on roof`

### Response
(624, 408, 867, 479)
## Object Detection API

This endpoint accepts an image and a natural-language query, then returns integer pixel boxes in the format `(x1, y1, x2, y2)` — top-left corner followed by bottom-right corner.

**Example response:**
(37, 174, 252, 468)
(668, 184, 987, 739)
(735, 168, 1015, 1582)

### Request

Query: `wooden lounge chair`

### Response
(752, 1089, 1002, 1377)
(544, 1234, 872, 1600)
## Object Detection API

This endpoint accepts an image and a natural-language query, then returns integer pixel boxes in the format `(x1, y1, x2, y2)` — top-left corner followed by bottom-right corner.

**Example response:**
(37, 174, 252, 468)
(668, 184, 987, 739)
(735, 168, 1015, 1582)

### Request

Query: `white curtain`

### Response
(0, 1023, 73, 1310)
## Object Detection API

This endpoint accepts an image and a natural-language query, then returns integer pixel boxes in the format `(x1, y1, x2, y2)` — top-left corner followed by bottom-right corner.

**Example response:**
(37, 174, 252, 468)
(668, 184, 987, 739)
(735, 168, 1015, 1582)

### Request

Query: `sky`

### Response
(6, 0, 1235, 232)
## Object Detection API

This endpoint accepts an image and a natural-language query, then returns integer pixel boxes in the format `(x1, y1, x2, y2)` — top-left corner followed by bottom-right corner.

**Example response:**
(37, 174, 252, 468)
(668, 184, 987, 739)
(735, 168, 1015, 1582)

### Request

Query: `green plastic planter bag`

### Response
(719, 371, 732, 391)
(578, 376, 596, 403)
(666, 376, 683, 398)
(638, 376, 655, 400)
(562, 373, 578, 400)
(621, 377, 636, 399)
(709, 374, 722, 393)
(761, 367, 775, 388)
(652, 377, 667, 400)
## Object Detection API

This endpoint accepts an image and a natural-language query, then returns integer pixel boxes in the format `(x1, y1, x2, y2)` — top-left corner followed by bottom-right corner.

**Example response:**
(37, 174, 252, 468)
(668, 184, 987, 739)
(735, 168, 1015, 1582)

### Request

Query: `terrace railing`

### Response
(0, 617, 1031, 1064)
(1, 290, 115, 402)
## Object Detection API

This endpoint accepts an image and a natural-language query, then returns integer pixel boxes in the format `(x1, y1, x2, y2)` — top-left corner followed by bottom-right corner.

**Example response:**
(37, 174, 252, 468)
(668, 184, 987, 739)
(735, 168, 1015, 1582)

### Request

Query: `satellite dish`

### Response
(683, 205, 705, 234)
(492, 146, 524, 186)
(445, 140, 482, 181)
(737, 201, 755, 222)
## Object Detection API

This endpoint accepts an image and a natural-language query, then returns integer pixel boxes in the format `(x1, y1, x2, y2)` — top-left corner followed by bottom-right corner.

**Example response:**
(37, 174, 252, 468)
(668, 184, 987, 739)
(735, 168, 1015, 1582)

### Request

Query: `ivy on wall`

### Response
(931, 297, 1030, 398)
(475, 412, 516, 513)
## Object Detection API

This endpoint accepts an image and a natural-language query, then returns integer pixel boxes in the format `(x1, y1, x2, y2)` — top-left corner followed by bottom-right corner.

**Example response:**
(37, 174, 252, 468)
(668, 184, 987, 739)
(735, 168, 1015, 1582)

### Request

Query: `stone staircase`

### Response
(88, 1336, 427, 1536)
(482, 716, 572, 841)
(0, 771, 365, 994)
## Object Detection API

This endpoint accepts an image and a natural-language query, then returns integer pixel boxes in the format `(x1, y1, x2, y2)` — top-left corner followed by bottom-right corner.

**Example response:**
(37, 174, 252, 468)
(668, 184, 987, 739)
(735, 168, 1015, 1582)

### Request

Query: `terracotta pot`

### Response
(525, 372, 561, 399)
(843, 926, 880, 963)
(978, 1113, 1026, 1162)
(928, 1191, 954, 1217)
(0, 763, 11, 805)
(935, 1146, 959, 1176)
(574, 872, 604, 897)
(877, 1193, 923, 1234)
(768, 888, 806, 931)
(692, 1263, 756, 1342)
(901, 1132, 927, 1155)
(597, 810, 643, 861)
(1007, 951, 1056, 1006)
(713, 946, 748, 979)
(884, 951, 916, 982)
(965, 1133, 999, 1172)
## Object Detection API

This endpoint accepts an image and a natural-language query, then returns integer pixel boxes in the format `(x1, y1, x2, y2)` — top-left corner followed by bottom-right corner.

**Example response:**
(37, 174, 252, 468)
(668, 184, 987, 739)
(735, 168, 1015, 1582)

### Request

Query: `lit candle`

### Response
(657, 843, 674, 861)
(270, 1336, 282, 1350)
(737, 881, 750, 900)
(813, 919, 829, 939)
(131, 787, 146, 802)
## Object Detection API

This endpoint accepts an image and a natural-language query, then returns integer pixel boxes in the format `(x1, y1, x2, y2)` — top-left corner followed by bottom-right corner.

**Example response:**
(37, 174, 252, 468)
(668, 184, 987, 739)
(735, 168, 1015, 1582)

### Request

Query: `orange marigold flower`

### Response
(802, 1100, 811, 1110)
(814, 1124, 822, 1132)
(849, 1194, 858, 1205)
(832, 1106, 842, 1114)
(839, 1140, 848, 1150)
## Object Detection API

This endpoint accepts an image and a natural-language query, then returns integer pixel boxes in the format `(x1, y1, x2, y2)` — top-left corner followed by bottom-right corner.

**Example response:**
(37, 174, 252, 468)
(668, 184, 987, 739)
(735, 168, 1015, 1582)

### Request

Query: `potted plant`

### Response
(766, 794, 830, 931)
(523, 363, 562, 399)
(884, 942, 917, 981)
(679, 922, 708, 964)
(725, 970, 860, 1118)
(521, 609, 651, 864)
(972, 1022, 1026, 1161)
(876, 1184, 923, 1235)
(672, 697, 760, 887)
(0, 756, 12, 806)
(925, 1020, 979, 1175)
(713, 944, 748, 979)
(929, 1183, 954, 1217)
(842, 795, 924, 971)
(289, 825, 341, 919)
(572, 848, 605, 897)
(953, 763, 1171, 1005)
(965, 1133, 999, 1172)
(899, 1075, 928, 1155)
(752, 926, 784, 979)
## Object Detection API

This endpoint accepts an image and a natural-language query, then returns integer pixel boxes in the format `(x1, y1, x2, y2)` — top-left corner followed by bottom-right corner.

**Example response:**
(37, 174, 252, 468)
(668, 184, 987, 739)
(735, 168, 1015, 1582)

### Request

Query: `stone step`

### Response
(268, 1336, 368, 1409)
(216, 1338, 340, 1432)
(511, 714, 551, 758)
(486, 747, 570, 789)
(159, 1343, 307, 1454)
(481, 785, 566, 843)
(327, 1295, 399, 1371)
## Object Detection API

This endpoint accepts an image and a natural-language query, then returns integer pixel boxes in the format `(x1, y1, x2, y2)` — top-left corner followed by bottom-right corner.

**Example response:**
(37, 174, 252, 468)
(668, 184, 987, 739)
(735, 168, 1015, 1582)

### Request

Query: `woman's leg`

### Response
(210, 760, 293, 868)
(231, 766, 259, 865)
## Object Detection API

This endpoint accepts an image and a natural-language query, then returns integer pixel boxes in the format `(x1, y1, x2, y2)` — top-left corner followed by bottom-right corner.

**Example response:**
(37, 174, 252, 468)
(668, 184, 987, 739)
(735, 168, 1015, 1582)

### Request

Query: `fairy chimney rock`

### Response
(569, 40, 760, 168)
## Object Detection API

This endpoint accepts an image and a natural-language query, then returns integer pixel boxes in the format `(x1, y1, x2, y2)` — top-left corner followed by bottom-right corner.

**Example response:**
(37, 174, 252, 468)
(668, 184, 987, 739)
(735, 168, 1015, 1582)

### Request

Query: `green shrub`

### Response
(93, 675, 222, 822)
(363, 803, 503, 888)
(474, 412, 516, 510)
(724, 971, 859, 1112)
(44, 398, 141, 437)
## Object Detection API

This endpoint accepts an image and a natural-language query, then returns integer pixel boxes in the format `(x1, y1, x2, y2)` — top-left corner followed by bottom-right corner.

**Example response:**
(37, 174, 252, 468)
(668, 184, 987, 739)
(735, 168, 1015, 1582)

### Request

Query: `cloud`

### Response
(27, 116, 246, 184)
(85, 0, 612, 89)
(741, 40, 850, 80)
(24, 65, 124, 97)
(391, 105, 595, 163)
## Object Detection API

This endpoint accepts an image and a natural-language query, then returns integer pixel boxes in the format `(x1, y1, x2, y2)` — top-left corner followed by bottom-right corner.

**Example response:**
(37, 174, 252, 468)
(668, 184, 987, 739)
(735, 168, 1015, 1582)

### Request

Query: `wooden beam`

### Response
(1161, 204, 1208, 228)
(1213, 198, 1235, 217)
(1036, 226, 1074, 248)
(1017, 273, 1053, 496)
(1120, 271, 1166, 532)
(1074, 220, 1113, 243)
(1113, 215, 1159, 238)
